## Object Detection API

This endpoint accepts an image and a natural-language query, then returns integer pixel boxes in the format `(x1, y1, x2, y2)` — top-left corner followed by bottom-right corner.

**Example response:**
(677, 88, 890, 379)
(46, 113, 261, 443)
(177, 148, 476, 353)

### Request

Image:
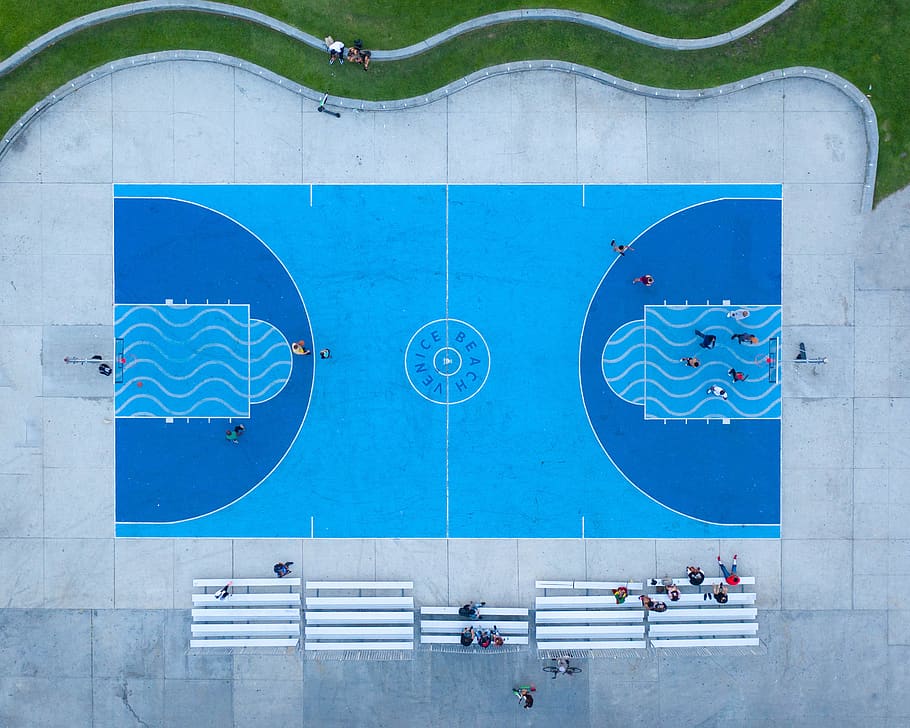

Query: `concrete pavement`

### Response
(0, 59, 907, 725)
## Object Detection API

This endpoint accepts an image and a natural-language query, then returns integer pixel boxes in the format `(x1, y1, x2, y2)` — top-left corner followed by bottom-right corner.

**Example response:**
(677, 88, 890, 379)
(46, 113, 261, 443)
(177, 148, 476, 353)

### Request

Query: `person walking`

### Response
(681, 356, 700, 368)
(632, 274, 654, 286)
(513, 687, 534, 709)
(225, 429, 239, 444)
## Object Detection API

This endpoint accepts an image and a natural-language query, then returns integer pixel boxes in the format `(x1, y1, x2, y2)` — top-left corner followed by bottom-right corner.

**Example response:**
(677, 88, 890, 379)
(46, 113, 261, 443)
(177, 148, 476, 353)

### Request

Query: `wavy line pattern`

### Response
(248, 319, 292, 403)
(643, 304, 782, 419)
(602, 320, 645, 405)
(114, 303, 250, 417)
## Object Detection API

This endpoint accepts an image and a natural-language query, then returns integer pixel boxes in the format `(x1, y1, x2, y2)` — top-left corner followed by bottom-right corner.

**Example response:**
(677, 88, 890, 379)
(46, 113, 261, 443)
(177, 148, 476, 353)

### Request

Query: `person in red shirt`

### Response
(718, 554, 741, 585)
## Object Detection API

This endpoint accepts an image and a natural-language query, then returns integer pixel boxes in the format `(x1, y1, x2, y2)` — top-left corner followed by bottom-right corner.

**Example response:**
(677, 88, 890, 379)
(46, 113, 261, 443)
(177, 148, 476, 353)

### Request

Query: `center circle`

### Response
(405, 318, 491, 405)
(433, 346, 462, 376)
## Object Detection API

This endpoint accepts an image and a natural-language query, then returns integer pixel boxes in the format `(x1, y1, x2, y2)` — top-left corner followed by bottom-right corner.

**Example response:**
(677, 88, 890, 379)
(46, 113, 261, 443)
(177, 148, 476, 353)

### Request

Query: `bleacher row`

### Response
(190, 576, 758, 653)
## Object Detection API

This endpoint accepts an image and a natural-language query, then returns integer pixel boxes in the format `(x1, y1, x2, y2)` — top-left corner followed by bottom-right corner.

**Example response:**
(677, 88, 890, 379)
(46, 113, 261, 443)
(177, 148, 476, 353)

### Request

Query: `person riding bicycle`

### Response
(557, 657, 571, 674)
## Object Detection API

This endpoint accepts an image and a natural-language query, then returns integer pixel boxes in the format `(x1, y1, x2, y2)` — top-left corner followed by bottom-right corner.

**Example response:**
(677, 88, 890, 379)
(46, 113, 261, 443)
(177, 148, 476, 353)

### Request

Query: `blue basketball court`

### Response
(113, 184, 781, 538)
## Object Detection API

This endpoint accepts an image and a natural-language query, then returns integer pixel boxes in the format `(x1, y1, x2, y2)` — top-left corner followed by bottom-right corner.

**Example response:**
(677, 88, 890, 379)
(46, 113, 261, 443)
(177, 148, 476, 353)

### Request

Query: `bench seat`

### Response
(191, 637, 299, 648)
(651, 637, 760, 648)
(305, 611, 414, 625)
(192, 623, 300, 637)
(536, 596, 640, 609)
(536, 625, 645, 639)
(648, 576, 755, 588)
(305, 596, 413, 610)
(193, 578, 301, 588)
(419, 620, 528, 635)
(193, 594, 301, 606)
(536, 580, 643, 591)
(304, 626, 414, 640)
(304, 641, 414, 651)
(645, 593, 756, 605)
(650, 623, 758, 637)
(192, 608, 300, 622)
(647, 608, 758, 622)
(420, 606, 529, 617)
(305, 581, 413, 591)
(536, 610, 644, 624)
(420, 634, 530, 645)
(537, 639, 647, 650)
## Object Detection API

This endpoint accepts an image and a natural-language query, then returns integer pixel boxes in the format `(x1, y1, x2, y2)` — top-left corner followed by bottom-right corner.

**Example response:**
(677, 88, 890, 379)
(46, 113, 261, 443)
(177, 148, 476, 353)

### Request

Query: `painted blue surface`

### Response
(639, 304, 782, 420)
(249, 320, 292, 404)
(114, 304, 251, 418)
(114, 184, 781, 538)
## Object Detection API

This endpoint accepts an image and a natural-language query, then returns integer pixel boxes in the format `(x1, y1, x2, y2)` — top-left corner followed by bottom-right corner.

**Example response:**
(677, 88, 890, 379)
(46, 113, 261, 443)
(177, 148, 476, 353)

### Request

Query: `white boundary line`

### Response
(576, 196, 782, 528)
(114, 194, 315, 526)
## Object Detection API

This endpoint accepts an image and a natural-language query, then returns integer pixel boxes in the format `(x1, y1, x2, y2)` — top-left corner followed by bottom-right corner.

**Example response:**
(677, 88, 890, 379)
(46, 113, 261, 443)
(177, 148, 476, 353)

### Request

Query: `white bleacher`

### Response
(193, 593, 302, 607)
(193, 578, 302, 588)
(643, 592, 756, 605)
(535, 580, 646, 653)
(190, 577, 301, 649)
(644, 575, 759, 649)
(419, 605, 529, 650)
(304, 581, 415, 655)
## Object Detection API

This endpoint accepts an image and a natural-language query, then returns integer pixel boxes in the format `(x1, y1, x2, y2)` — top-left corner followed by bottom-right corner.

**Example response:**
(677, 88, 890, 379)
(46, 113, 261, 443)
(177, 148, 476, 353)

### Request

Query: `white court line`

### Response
(445, 184, 450, 539)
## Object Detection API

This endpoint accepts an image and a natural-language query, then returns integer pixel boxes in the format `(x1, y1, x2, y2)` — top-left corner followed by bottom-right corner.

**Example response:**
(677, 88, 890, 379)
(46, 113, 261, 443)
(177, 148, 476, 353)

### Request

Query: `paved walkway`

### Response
(0, 0, 801, 78)
(0, 60, 907, 725)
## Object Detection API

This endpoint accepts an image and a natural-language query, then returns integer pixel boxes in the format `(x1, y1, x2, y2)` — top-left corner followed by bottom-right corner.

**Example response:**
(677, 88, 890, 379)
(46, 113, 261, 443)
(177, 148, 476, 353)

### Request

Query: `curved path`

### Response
(0, 0, 800, 77)
(0, 50, 878, 212)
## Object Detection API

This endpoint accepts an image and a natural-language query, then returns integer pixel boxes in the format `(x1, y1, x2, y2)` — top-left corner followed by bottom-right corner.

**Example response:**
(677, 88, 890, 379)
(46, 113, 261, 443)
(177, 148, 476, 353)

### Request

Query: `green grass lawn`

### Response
(1, 0, 908, 201)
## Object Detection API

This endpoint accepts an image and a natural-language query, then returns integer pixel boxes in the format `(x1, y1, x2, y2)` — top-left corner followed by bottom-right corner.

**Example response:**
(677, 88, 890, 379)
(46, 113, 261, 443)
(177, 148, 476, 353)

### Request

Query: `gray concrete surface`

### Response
(0, 60, 907, 726)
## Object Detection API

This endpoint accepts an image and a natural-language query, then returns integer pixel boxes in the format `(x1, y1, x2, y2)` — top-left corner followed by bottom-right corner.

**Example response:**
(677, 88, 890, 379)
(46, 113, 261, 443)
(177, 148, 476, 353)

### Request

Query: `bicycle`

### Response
(542, 658, 582, 678)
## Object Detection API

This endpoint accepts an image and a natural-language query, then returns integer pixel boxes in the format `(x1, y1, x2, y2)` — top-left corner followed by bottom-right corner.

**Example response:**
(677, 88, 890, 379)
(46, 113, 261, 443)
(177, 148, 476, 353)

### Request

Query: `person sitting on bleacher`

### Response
(458, 600, 485, 619)
(460, 626, 475, 646)
(706, 582, 729, 604)
(491, 626, 504, 647)
(477, 628, 492, 649)
(666, 583, 681, 602)
(687, 566, 705, 585)
(612, 586, 628, 604)
(639, 595, 667, 612)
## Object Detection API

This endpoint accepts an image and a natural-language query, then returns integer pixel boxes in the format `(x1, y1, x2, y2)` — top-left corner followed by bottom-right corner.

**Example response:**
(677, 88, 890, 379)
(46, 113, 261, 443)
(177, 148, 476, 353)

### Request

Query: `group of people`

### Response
(325, 36, 372, 70)
(678, 326, 762, 397)
(607, 555, 741, 611)
(460, 624, 505, 648)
